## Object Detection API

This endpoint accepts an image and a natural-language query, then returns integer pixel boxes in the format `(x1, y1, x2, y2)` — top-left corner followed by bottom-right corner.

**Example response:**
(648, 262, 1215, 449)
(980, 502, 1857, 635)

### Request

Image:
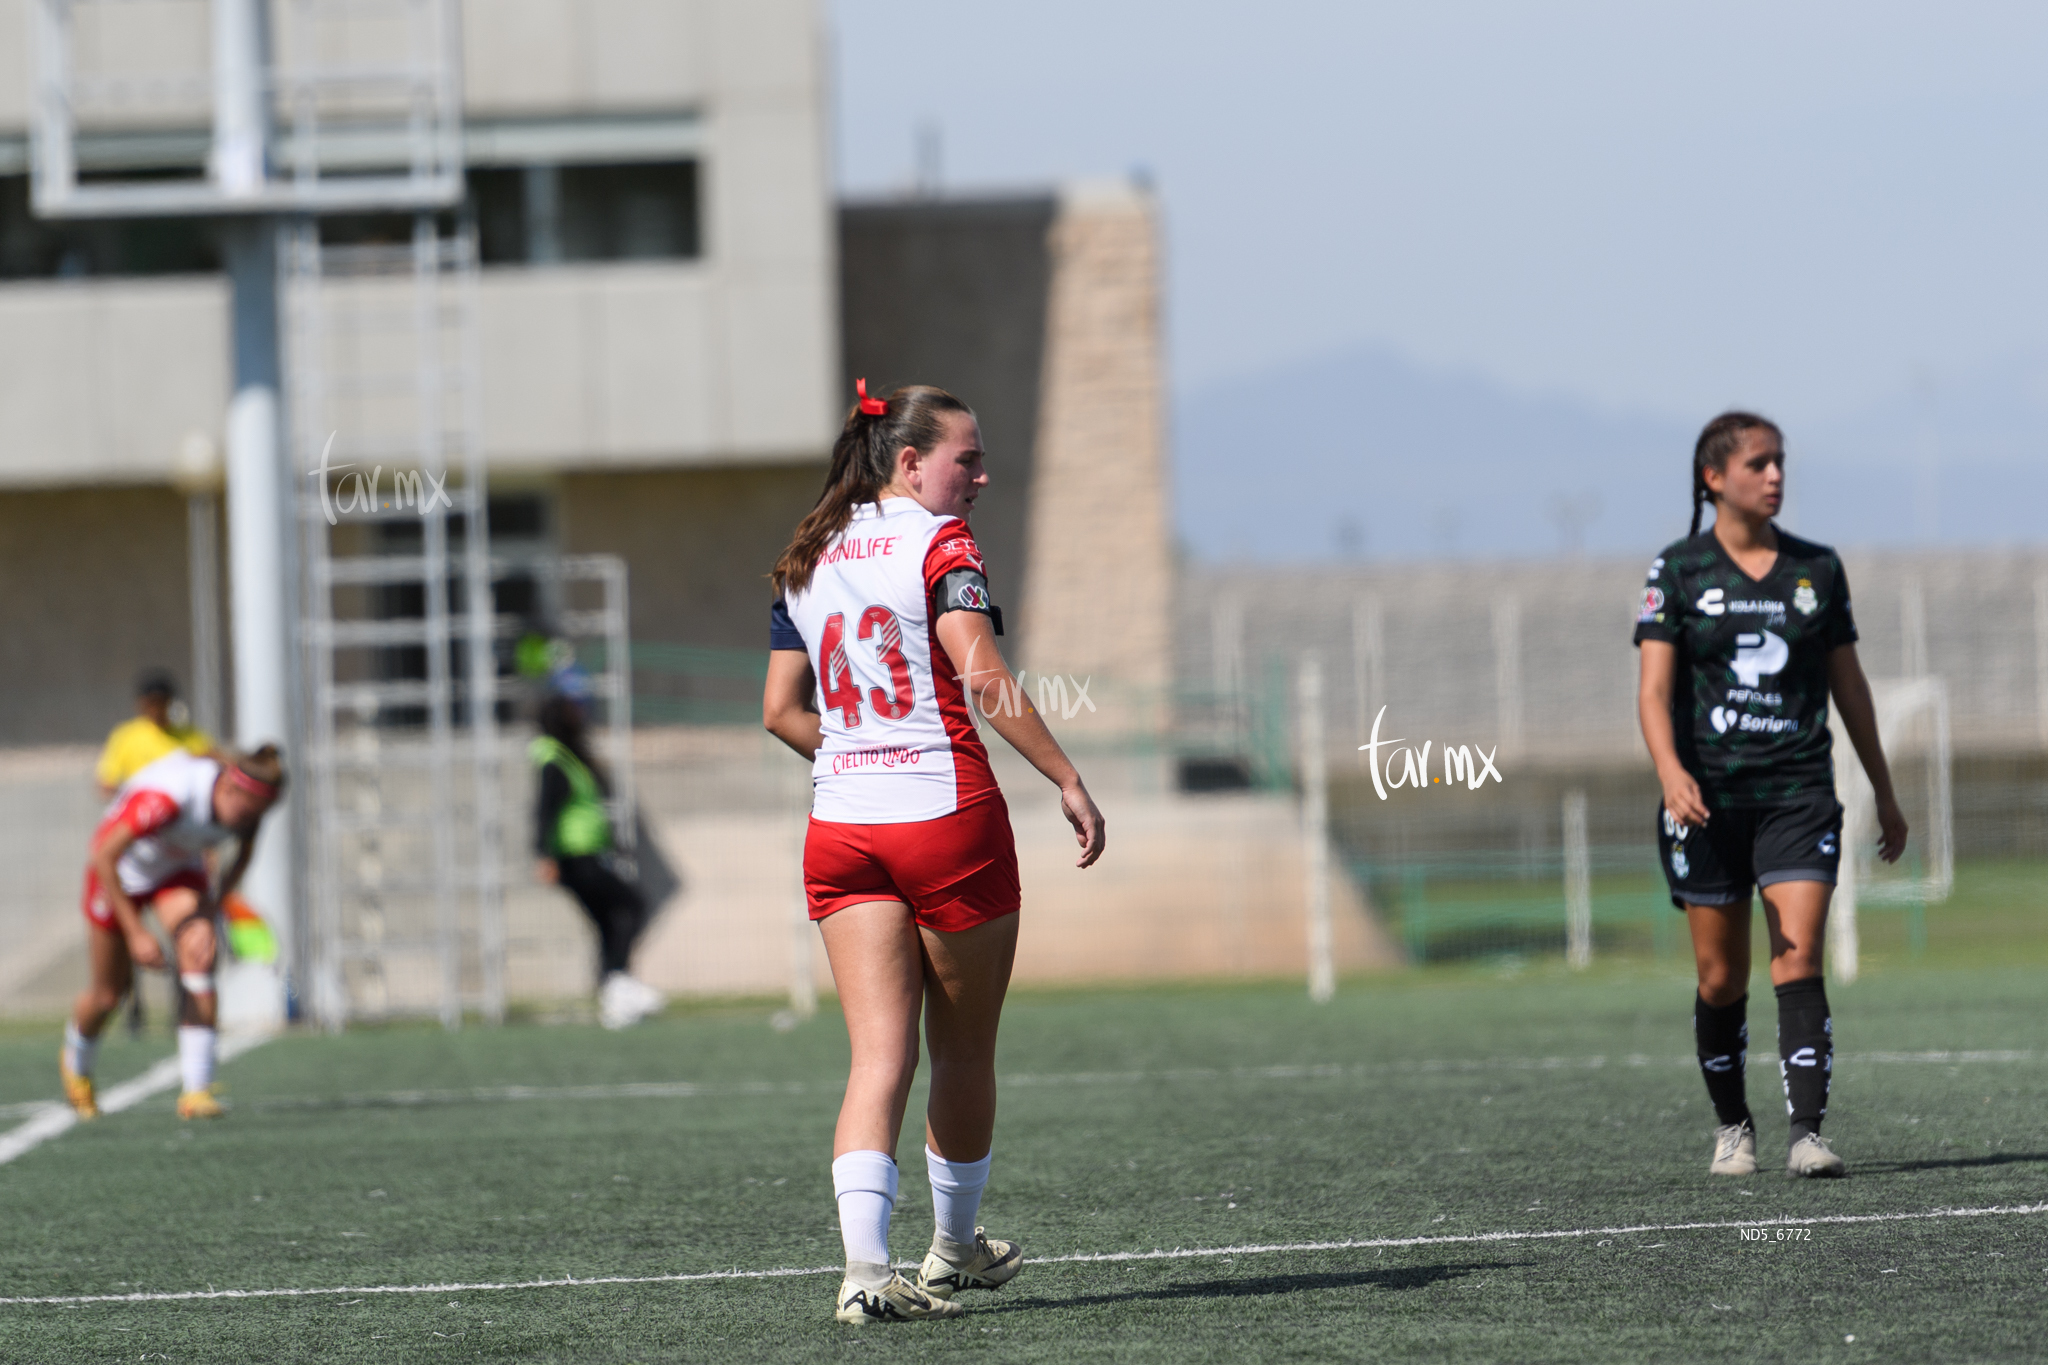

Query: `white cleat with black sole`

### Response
(1786, 1132, 1846, 1178)
(1710, 1120, 1758, 1176)
(834, 1271, 964, 1324)
(918, 1228, 1023, 1299)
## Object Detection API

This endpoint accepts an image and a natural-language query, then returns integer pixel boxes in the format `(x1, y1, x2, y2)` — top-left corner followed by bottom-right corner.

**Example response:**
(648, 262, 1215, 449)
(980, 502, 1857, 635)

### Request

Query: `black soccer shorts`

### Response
(1655, 792, 1843, 909)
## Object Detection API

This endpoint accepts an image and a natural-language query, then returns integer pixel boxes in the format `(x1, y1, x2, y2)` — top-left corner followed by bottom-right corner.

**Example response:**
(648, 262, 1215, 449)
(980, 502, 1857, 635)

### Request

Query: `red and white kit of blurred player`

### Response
(59, 746, 283, 1121)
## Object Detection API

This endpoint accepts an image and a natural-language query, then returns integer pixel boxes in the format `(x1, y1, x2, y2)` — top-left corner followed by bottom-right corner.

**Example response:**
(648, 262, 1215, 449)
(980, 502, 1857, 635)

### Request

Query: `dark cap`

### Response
(136, 668, 178, 699)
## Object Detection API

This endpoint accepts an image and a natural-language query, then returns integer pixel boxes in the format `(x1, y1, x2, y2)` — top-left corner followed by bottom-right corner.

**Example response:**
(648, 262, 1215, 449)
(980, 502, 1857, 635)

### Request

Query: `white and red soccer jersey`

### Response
(783, 499, 999, 824)
(93, 749, 232, 894)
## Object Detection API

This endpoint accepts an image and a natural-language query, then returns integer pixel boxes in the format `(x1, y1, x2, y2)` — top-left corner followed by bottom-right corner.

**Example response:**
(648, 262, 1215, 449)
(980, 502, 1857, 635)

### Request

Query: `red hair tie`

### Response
(855, 378, 887, 416)
(227, 765, 279, 801)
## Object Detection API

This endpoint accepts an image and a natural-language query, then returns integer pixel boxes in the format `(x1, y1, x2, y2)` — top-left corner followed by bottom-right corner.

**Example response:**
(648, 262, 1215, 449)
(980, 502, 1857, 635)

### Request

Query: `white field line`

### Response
(0, 1032, 273, 1167)
(4, 1201, 2045, 1308)
(4, 1048, 2032, 1126)
(199, 1048, 2039, 1115)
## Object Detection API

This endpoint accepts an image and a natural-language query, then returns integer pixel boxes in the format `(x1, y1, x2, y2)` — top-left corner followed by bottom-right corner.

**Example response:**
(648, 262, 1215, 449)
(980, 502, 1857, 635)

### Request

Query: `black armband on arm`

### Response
(934, 568, 1003, 636)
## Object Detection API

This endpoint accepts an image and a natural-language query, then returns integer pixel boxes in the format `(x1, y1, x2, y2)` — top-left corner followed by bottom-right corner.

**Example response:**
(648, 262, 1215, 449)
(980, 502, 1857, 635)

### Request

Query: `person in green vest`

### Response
(532, 694, 665, 1030)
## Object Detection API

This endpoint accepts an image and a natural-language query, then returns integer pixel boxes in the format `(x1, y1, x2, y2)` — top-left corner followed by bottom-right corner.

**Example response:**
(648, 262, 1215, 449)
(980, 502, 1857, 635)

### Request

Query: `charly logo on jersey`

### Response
(1793, 579, 1818, 615)
(1818, 833, 1837, 856)
(1645, 557, 1665, 583)
(1695, 587, 1725, 617)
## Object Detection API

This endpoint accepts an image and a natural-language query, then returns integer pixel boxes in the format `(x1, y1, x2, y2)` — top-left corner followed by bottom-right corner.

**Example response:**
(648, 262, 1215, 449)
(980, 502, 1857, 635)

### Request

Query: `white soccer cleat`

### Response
(1710, 1120, 1758, 1176)
(917, 1228, 1023, 1299)
(1787, 1133, 1846, 1178)
(622, 974, 666, 1019)
(598, 973, 657, 1030)
(833, 1271, 965, 1324)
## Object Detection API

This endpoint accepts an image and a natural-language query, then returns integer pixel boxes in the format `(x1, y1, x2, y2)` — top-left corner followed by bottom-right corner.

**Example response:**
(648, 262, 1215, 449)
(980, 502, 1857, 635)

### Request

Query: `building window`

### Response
(0, 174, 221, 278)
(0, 158, 701, 279)
(471, 161, 700, 266)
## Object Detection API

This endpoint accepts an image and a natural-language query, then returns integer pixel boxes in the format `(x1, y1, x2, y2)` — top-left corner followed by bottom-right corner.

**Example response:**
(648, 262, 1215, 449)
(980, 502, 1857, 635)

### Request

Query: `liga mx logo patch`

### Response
(955, 582, 991, 610)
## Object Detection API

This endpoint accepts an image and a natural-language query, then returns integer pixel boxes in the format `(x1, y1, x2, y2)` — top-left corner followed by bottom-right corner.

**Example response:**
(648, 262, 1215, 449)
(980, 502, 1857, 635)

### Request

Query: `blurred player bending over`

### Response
(1635, 412, 1905, 1180)
(766, 381, 1105, 1325)
(96, 669, 216, 1036)
(96, 668, 214, 798)
(59, 745, 285, 1121)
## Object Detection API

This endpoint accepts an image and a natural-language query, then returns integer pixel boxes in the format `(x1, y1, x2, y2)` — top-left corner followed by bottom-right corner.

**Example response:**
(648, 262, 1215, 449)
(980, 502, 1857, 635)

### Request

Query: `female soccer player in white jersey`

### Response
(1635, 412, 1906, 1179)
(59, 745, 285, 1121)
(764, 381, 1106, 1324)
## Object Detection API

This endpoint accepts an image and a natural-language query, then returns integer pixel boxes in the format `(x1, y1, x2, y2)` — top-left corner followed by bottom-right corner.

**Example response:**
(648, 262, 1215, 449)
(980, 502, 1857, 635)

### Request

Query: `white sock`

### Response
(831, 1150, 898, 1285)
(926, 1146, 992, 1252)
(177, 1025, 215, 1094)
(64, 1022, 98, 1079)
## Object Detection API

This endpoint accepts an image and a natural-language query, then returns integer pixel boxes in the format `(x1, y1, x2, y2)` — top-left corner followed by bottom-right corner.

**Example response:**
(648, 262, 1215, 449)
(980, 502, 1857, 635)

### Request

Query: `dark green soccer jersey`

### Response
(1631, 528, 1858, 808)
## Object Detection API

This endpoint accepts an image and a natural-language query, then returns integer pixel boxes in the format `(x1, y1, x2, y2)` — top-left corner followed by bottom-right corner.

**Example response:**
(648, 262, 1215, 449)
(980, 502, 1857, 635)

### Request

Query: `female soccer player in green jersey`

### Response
(1634, 411, 1908, 1179)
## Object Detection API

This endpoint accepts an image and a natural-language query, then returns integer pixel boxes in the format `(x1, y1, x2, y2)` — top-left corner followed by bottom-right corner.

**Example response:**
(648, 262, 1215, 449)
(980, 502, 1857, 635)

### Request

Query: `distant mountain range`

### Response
(1173, 343, 2048, 563)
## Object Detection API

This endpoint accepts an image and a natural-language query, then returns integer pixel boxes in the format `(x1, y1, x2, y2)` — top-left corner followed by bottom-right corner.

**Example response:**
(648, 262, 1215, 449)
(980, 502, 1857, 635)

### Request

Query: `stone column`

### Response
(1016, 180, 1173, 739)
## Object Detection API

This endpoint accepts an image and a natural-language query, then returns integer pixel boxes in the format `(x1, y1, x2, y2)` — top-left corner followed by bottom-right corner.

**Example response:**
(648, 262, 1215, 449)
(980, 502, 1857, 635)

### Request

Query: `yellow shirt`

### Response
(96, 717, 213, 790)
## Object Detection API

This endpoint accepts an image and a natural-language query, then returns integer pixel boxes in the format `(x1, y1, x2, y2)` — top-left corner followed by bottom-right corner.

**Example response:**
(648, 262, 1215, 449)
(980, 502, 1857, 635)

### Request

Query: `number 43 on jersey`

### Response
(818, 608, 916, 727)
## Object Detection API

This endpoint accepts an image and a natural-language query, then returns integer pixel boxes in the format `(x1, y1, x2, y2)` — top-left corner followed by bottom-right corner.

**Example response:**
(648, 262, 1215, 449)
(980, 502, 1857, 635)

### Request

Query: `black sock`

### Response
(1693, 993, 1753, 1128)
(1775, 976, 1833, 1142)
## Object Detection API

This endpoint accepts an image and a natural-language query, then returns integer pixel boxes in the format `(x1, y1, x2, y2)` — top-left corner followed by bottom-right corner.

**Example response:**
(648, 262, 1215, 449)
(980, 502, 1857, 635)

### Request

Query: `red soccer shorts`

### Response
(804, 794, 1020, 932)
(82, 867, 210, 932)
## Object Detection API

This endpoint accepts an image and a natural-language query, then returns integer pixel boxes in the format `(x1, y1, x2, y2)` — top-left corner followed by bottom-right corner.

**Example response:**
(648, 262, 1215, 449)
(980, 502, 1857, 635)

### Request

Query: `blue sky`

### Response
(831, 2, 2048, 557)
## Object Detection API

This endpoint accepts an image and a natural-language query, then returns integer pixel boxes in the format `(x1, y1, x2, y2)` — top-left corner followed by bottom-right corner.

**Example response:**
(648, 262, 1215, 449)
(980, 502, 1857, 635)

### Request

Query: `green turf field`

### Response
(3, 953, 2045, 1364)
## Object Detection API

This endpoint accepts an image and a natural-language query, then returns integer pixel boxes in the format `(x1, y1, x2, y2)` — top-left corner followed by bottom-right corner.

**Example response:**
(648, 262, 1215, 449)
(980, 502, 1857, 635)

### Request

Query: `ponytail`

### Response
(1690, 410, 1781, 538)
(770, 382, 975, 596)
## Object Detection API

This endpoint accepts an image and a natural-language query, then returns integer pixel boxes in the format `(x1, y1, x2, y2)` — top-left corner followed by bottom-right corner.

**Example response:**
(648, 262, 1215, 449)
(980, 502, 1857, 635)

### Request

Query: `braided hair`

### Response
(770, 383, 976, 596)
(1690, 411, 1782, 537)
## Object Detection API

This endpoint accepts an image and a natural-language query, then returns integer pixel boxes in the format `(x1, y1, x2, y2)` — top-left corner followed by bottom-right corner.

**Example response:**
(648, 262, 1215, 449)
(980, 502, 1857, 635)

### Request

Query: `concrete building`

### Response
(0, 0, 838, 744)
(4, 2, 1344, 1020)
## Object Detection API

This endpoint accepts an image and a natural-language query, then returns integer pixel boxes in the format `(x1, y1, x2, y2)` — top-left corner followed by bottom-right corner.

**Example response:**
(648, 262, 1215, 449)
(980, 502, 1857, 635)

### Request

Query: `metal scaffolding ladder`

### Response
(287, 213, 504, 1030)
(32, 0, 637, 1026)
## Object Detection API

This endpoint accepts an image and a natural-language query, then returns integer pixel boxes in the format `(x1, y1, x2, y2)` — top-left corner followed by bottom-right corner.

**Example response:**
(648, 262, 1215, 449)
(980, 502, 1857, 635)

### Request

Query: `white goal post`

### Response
(1827, 677, 1954, 983)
